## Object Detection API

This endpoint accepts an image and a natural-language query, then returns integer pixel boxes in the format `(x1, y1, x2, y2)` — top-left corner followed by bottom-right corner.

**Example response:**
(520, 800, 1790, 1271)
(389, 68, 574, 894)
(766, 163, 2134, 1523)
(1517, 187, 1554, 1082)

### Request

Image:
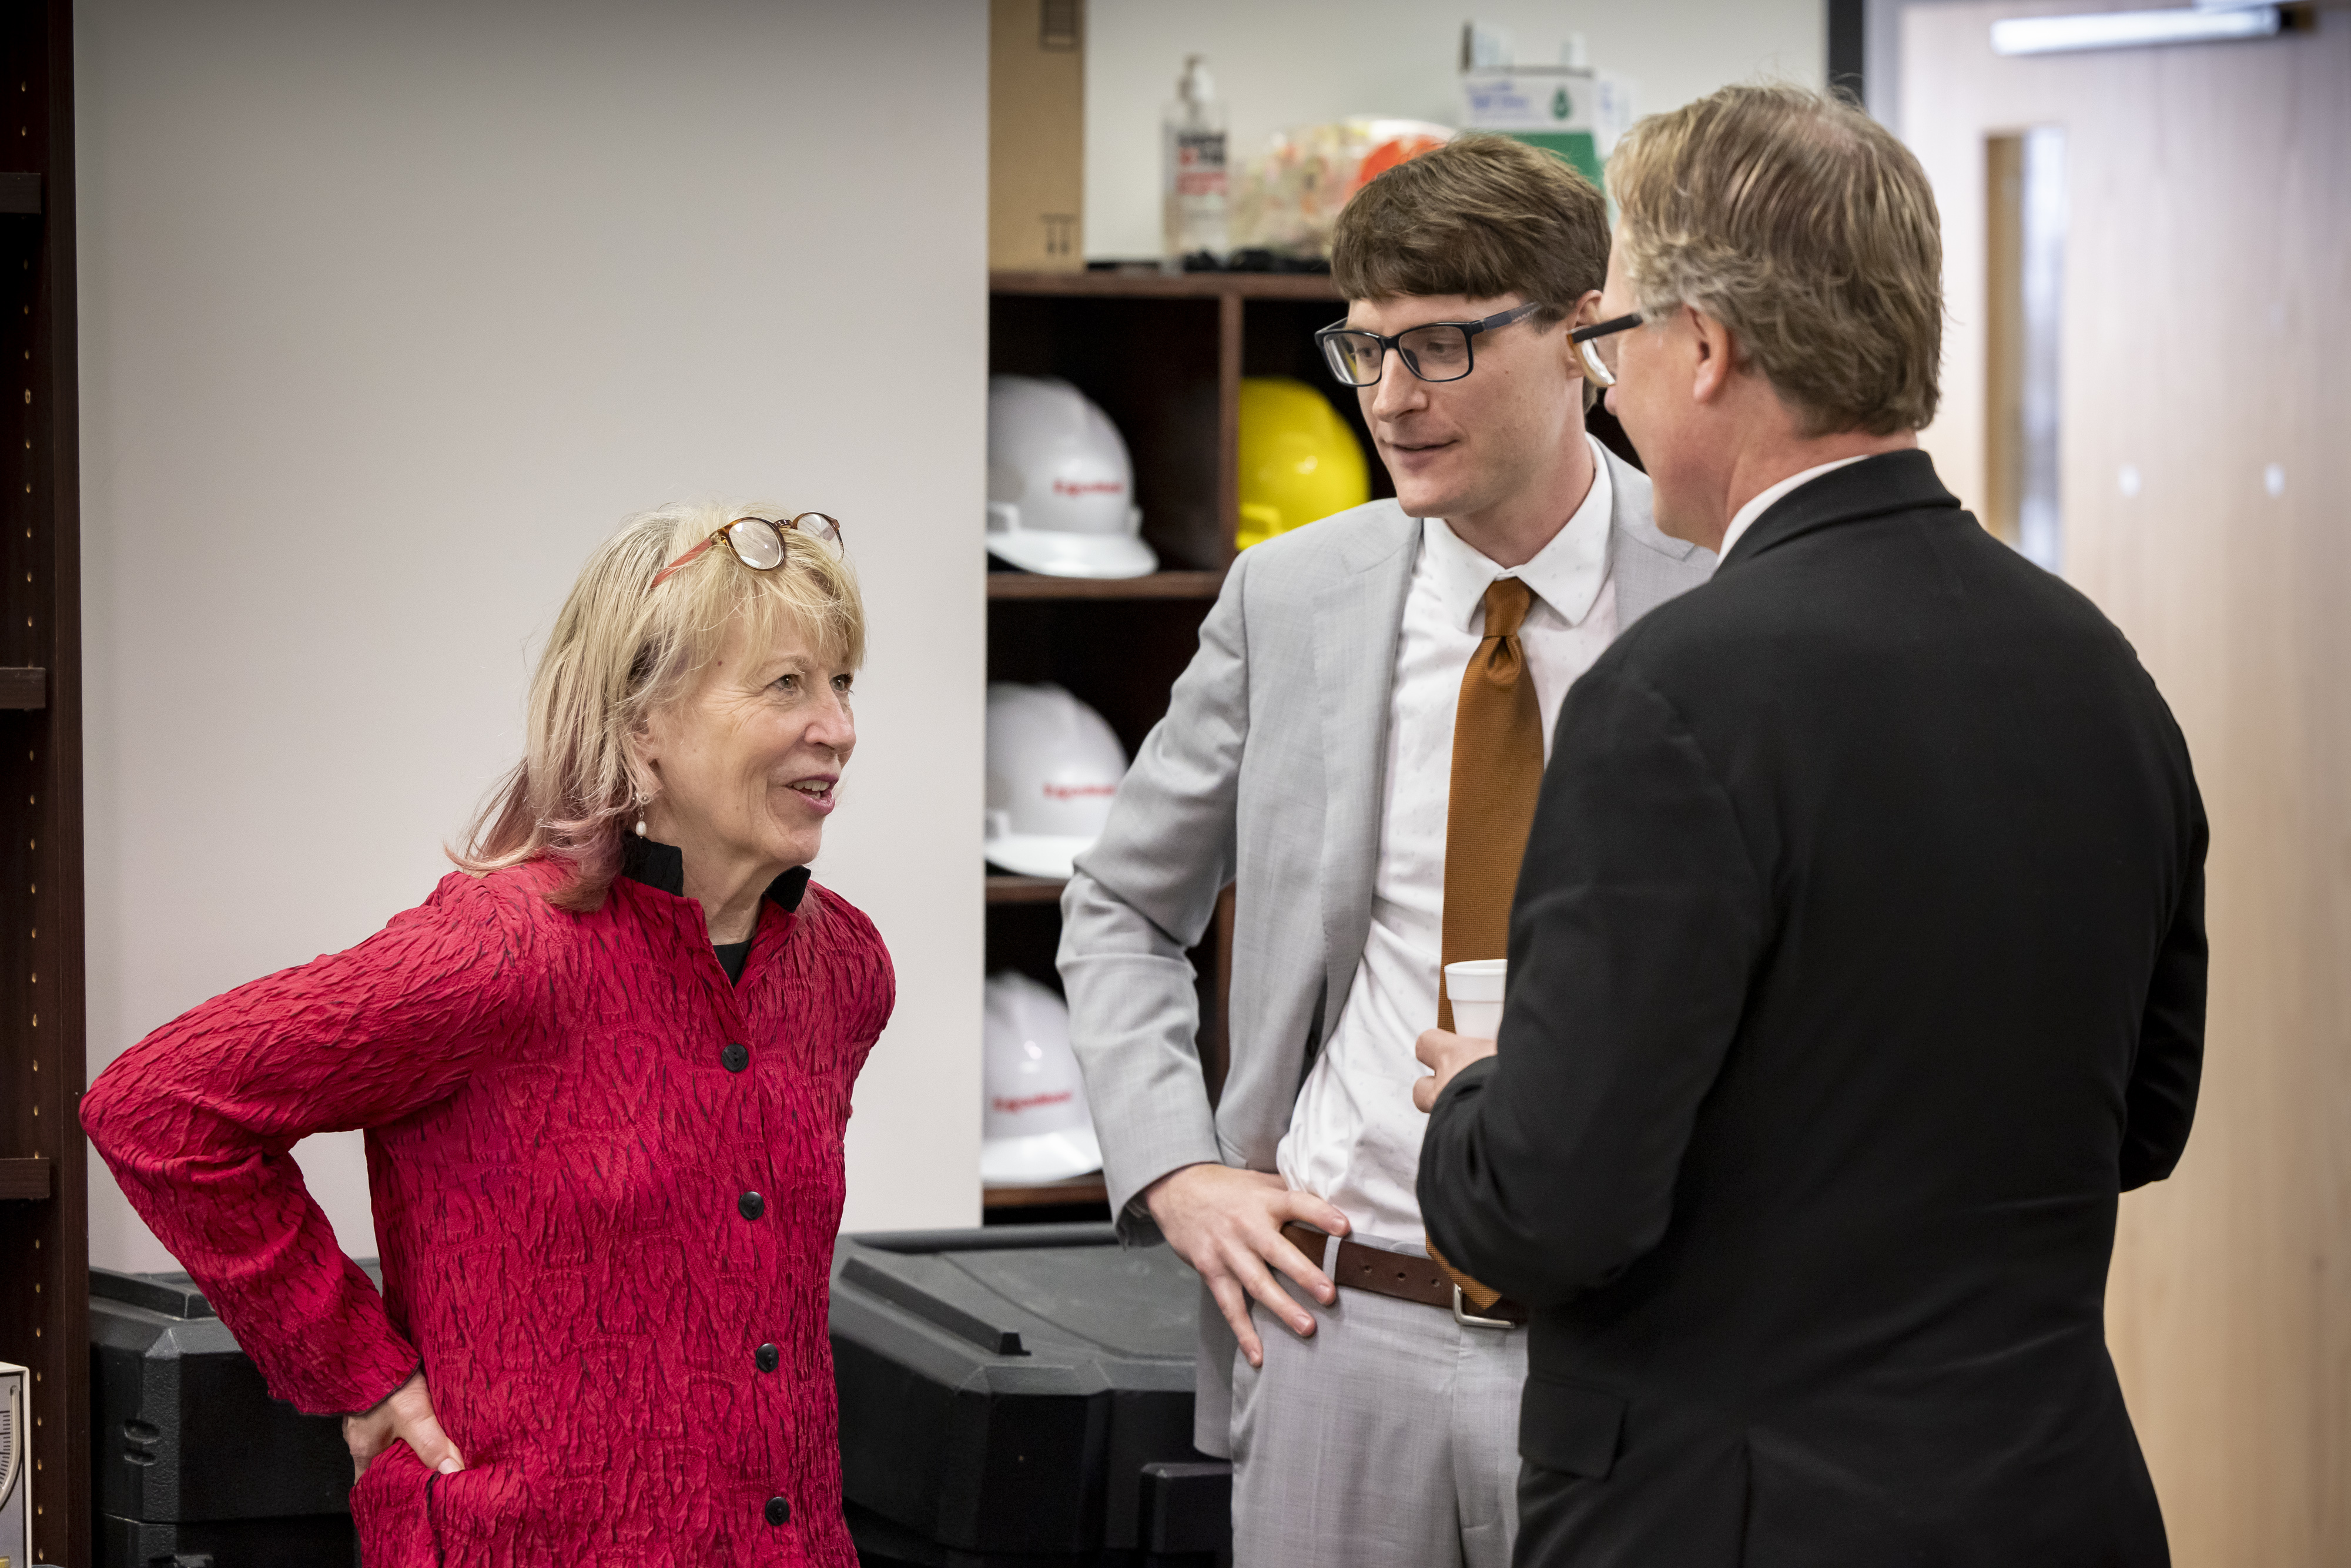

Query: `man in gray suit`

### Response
(1059, 136, 1712, 1568)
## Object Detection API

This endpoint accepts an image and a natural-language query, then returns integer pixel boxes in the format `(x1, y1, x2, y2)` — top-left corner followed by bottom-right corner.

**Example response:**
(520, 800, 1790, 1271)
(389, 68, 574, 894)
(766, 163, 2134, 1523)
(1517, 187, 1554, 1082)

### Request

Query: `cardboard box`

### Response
(1459, 67, 1632, 192)
(990, 0, 1084, 271)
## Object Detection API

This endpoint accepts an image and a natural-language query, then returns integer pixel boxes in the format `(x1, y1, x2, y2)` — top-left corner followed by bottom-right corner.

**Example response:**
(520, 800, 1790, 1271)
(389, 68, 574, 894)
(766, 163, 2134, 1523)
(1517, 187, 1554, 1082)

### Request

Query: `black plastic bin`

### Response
(88, 1224, 1230, 1568)
(830, 1222, 1230, 1567)
(89, 1267, 357, 1568)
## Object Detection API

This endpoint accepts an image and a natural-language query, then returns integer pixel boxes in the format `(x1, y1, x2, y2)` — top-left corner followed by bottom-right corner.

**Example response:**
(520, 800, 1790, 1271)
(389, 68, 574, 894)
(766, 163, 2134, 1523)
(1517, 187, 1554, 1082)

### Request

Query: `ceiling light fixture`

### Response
(1992, 1, 2298, 56)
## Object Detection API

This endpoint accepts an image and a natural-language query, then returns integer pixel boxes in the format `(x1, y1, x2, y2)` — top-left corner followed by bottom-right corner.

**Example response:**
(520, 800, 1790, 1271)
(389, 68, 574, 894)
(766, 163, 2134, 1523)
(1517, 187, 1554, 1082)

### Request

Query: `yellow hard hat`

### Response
(1237, 377, 1371, 550)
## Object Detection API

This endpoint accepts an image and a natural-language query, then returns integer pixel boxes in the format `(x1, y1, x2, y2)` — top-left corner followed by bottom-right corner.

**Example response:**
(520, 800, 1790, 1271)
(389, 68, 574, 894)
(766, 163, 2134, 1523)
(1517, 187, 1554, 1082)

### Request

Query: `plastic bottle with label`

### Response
(1161, 54, 1228, 272)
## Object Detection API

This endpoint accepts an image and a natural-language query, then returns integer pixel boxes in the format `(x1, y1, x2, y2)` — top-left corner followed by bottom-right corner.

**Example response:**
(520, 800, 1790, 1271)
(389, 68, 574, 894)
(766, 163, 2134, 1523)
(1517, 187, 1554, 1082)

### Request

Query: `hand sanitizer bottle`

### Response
(1161, 55, 1228, 272)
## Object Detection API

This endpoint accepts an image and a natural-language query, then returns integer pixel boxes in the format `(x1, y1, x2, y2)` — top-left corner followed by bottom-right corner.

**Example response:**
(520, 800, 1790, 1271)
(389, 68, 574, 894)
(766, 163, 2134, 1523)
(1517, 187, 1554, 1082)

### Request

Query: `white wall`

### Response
(77, 0, 988, 1272)
(1085, 0, 1827, 260)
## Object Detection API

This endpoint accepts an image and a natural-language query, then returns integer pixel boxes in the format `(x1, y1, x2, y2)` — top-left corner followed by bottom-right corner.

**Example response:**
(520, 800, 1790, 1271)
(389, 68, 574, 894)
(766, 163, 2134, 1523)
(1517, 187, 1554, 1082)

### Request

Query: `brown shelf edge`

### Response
(0, 665, 47, 708)
(985, 874, 1067, 905)
(0, 1155, 54, 1200)
(982, 1173, 1108, 1209)
(987, 569, 1225, 601)
(991, 268, 1340, 301)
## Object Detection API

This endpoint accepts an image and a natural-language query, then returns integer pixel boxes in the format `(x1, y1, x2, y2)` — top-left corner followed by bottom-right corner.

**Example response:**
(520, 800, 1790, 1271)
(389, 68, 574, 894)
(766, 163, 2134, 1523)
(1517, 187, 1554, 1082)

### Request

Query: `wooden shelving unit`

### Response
(988, 269, 1344, 303)
(982, 1173, 1111, 1211)
(0, 1155, 53, 1200)
(983, 269, 1372, 1221)
(1, 665, 46, 707)
(985, 569, 1224, 601)
(0, 4, 85, 1563)
(984, 874, 1067, 906)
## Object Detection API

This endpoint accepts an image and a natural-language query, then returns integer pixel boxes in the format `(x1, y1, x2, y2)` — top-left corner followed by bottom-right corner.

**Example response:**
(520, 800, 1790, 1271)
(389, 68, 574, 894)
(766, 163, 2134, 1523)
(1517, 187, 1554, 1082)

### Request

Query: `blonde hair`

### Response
(457, 501, 865, 910)
(1607, 83, 1943, 435)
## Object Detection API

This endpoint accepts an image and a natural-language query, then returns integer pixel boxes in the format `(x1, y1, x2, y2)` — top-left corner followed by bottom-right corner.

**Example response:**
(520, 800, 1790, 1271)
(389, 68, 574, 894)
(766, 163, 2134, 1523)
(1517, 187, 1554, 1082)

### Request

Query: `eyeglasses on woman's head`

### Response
(650, 512, 844, 590)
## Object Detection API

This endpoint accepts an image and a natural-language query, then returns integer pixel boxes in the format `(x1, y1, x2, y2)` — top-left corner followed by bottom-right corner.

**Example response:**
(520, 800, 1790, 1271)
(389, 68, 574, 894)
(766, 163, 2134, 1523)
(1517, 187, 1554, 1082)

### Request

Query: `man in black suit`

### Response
(1413, 84, 2204, 1566)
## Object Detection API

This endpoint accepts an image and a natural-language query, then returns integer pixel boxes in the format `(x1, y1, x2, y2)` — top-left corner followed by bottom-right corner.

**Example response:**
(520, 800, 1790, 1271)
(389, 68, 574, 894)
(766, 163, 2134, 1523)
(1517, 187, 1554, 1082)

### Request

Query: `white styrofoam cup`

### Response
(1443, 958, 1508, 1041)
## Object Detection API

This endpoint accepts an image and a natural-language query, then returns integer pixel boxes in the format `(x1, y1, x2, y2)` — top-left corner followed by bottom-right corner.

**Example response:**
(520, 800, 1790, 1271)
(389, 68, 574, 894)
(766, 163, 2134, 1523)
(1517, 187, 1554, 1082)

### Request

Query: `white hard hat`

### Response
(984, 682, 1127, 879)
(987, 374, 1158, 579)
(982, 970, 1103, 1185)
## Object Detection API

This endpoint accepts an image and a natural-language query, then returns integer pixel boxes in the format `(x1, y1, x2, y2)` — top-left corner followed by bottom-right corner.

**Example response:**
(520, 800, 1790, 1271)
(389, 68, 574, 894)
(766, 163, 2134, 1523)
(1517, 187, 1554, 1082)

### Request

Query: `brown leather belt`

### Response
(1281, 1222, 1528, 1326)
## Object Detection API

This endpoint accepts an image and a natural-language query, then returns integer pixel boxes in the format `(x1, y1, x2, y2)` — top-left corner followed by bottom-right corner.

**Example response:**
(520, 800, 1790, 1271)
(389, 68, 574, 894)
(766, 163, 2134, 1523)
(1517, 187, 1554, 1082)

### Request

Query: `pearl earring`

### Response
(634, 815, 648, 837)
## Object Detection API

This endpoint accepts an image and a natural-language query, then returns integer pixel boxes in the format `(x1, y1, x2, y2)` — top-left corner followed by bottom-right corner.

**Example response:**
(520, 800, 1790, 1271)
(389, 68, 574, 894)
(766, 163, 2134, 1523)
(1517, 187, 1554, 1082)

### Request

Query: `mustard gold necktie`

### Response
(1429, 576, 1545, 1313)
(1438, 577, 1544, 1030)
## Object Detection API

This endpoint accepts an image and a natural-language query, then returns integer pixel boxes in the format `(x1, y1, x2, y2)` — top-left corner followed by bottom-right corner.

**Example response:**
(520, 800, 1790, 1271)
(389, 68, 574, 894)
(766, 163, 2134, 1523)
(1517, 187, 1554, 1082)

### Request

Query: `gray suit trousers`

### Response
(1233, 1257, 1527, 1568)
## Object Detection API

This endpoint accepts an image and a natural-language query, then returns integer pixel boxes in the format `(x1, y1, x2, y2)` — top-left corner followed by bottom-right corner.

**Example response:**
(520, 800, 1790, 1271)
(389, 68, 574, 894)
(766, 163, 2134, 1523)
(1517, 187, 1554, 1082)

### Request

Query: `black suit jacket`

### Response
(1419, 451, 2205, 1566)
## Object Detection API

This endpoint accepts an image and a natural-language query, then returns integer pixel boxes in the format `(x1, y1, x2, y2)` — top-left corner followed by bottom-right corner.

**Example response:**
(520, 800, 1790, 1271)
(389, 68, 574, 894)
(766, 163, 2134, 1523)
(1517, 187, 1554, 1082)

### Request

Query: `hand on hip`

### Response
(344, 1367, 465, 1480)
(1143, 1162, 1351, 1369)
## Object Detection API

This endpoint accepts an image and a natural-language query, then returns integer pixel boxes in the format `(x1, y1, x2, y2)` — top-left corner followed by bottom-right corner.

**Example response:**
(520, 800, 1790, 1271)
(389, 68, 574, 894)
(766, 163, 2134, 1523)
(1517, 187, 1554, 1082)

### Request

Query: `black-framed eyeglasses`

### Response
(1315, 300, 1548, 387)
(1568, 313, 1643, 388)
(649, 512, 844, 590)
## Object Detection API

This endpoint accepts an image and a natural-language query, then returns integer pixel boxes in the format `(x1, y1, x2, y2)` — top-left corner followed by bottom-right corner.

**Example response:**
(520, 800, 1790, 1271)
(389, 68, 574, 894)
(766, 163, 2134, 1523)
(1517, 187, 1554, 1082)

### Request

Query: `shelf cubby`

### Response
(980, 270, 1352, 1218)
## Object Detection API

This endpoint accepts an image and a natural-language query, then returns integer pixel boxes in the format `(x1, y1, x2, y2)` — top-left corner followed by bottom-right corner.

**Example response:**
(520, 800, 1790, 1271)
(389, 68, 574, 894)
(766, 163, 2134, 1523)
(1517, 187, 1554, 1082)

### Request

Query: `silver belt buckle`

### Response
(1452, 1284, 1516, 1329)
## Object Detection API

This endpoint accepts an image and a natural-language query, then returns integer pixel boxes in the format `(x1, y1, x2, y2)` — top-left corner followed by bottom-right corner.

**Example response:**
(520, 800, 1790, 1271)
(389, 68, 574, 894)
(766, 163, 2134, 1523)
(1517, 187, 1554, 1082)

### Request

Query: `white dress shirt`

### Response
(1276, 437, 1622, 1255)
(1717, 454, 1872, 559)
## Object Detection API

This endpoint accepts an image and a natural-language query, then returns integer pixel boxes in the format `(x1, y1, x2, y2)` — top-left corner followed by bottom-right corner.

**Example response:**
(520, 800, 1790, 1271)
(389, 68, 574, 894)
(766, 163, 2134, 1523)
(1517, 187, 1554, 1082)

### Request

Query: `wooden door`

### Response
(1903, 7, 2349, 1563)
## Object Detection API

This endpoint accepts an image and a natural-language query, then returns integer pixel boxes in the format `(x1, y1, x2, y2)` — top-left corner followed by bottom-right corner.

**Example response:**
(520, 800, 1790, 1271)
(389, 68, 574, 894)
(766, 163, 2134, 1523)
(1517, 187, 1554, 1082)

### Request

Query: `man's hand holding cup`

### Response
(1415, 959, 1506, 1112)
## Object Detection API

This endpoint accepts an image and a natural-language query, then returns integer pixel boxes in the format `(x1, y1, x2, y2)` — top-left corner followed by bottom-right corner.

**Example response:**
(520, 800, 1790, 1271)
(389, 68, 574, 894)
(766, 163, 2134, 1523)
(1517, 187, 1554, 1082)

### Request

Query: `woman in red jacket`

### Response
(83, 502, 892, 1566)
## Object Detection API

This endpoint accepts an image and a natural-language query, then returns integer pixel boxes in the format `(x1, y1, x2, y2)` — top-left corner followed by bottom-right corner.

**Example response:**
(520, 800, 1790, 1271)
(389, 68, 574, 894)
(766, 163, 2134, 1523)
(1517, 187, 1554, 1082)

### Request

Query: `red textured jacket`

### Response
(82, 849, 893, 1566)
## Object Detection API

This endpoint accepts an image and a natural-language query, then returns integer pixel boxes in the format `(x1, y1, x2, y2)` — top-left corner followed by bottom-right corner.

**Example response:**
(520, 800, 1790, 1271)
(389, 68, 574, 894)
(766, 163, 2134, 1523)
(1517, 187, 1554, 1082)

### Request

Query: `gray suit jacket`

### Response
(1057, 448, 1712, 1450)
